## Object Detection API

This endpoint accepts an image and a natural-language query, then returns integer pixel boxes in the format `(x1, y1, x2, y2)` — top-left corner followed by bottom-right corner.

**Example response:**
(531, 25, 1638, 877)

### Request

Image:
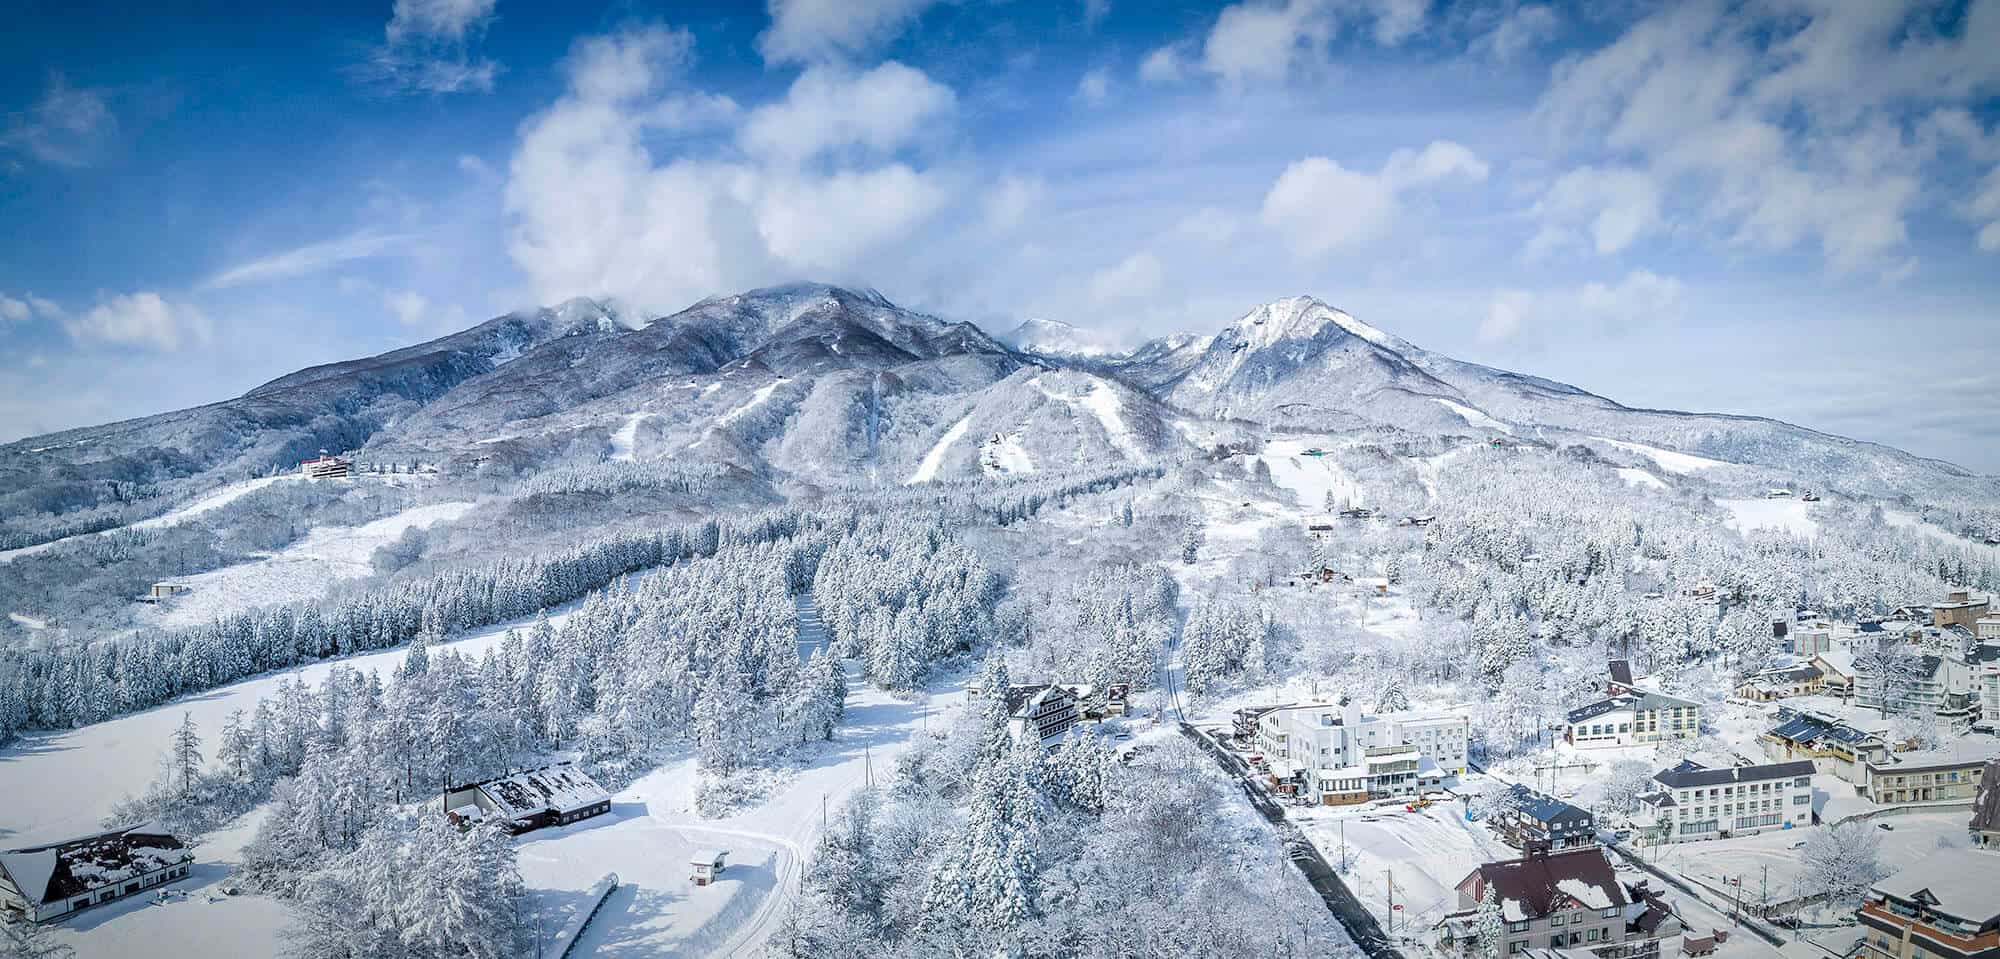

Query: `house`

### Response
(299, 453, 352, 479)
(1339, 506, 1374, 520)
(690, 850, 727, 887)
(1442, 846, 1647, 959)
(1255, 700, 1468, 804)
(1971, 644, 2000, 734)
(444, 762, 611, 834)
(1497, 784, 1597, 850)
(137, 582, 192, 604)
(1056, 682, 1129, 719)
(1977, 616, 2000, 642)
(1004, 683, 1081, 748)
(1760, 708, 1891, 784)
(1969, 761, 2000, 849)
(1564, 689, 1701, 749)
(1933, 590, 1993, 630)
(1861, 741, 2000, 807)
(1734, 663, 1823, 702)
(1856, 849, 2000, 959)
(1813, 650, 1858, 700)
(1305, 514, 1338, 536)
(1793, 624, 1837, 657)
(0, 825, 194, 924)
(1633, 759, 1813, 844)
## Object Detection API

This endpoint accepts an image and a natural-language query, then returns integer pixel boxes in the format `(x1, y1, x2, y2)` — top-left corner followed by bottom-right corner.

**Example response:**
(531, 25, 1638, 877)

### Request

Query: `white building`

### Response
(1633, 759, 1814, 845)
(1563, 688, 1701, 748)
(444, 762, 611, 834)
(299, 454, 352, 479)
(1255, 700, 1467, 804)
(1973, 643, 2000, 733)
(1855, 651, 1978, 733)
(1003, 684, 1081, 748)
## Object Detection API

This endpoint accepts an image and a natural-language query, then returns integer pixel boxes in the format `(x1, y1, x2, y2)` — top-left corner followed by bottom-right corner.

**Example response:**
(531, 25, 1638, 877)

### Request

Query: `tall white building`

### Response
(1255, 700, 1469, 804)
(1633, 759, 1814, 845)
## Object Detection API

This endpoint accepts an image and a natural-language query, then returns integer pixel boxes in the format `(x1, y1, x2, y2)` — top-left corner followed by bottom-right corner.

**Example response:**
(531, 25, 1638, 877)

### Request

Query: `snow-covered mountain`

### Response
(1001, 317, 1122, 358)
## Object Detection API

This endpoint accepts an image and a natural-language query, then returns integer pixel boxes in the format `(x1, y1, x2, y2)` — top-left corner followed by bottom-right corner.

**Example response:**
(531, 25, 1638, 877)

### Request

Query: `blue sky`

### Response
(3, 0, 1998, 470)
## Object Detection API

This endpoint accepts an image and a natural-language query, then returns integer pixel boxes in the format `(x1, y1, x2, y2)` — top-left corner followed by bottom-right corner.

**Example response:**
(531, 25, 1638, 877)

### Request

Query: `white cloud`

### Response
(0, 295, 28, 323)
(1076, 66, 1112, 105)
(66, 292, 213, 351)
(1082, 0, 1112, 30)
(1968, 165, 2000, 253)
(1477, 270, 1685, 345)
(1089, 252, 1164, 302)
(505, 26, 956, 317)
(740, 62, 954, 164)
(1577, 269, 1684, 330)
(1260, 140, 1486, 257)
(1532, 1, 2000, 274)
(27, 295, 62, 319)
(1202, 0, 1333, 86)
(1478, 289, 1532, 345)
(1536, 165, 1663, 255)
(983, 174, 1045, 232)
(759, 0, 938, 65)
(1138, 46, 1188, 85)
(362, 0, 500, 94)
(382, 289, 469, 332)
(1, 75, 115, 167)
(203, 230, 410, 290)
(1475, 3, 1558, 62)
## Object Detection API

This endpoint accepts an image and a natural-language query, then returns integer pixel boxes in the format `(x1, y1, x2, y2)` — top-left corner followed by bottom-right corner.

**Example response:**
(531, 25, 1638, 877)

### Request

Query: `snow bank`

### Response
(906, 415, 971, 484)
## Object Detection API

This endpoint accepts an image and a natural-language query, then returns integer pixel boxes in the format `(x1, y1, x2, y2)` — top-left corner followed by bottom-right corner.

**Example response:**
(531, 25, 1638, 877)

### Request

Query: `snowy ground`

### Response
(1595, 438, 1731, 474)
(1884, 509, 2000, 563)
(0, 475, 302, 564)
(907, 414, 972, 484)
(1433, 398, 1512, 434)
(1636, 812, 1971, 913)
(1293, 785, 1513, 932)
(1617, 467, 1667, 489)
(609, 412, 654, 462)
(1252, 438, 1362, 511)
(138, 500, 476, 629)
(1719, 498, 1820, 538)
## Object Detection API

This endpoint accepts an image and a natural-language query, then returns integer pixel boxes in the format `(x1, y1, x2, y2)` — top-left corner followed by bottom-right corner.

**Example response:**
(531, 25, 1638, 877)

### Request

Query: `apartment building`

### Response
(1857, 849, 2000, 959)
(1933, 590, 1992, 631)
(1856, 652, 1979, 733)
(1861, 742, 2000, 807)
(1634, 760, 1814, 844)
(1564, 689, 1701, 748)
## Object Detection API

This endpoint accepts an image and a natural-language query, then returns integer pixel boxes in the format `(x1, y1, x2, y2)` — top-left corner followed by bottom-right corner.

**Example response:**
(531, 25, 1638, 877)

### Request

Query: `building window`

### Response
(1509, 920, 1531, 933)
(1510, 942, 1527, 955)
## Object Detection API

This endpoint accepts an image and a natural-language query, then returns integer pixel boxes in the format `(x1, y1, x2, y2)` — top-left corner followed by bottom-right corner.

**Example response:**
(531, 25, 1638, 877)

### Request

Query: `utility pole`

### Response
(1340, 819, 1348, 874)
(1760, 865, 1769, 920)
(1386, 868, 1395, 937)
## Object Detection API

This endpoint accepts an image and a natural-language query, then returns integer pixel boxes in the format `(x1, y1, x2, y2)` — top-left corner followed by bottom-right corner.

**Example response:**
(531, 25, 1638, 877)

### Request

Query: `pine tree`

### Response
(170, 712, 203, 803)
(1475, 883, 1505, 958)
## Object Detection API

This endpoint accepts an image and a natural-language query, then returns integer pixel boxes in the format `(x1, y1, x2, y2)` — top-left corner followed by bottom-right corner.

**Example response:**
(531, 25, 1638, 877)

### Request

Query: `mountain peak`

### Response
(1230, 296, 1406, 353)
(1003, 317, 1120, 357)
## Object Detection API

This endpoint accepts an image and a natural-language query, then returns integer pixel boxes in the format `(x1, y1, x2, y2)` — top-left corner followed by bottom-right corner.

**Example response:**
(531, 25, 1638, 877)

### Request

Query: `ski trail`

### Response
(906, 415, 972, 484)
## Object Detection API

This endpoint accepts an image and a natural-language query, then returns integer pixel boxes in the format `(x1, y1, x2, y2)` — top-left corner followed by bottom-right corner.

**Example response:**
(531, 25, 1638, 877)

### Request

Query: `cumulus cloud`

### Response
(1138, 46, 1189, 85)
(203, 230, 411, 290)
(66, 293, 213, 351)
(1532, 1, 2000, 272)
(1075, 67, 1112, 105)
(361, 0, 501, 94)
(505, 25, 957, 317)
(759, 0, 938, 65)
(1089, 252, 1164, 302)
(1260, 141, 1487, 257)
(0, 295, 28, 323)
(383, 289, 470, 332)
(983, 174, 1045, 233)
(1197, 0, 1431, 85)
(1, 75, 116, 167)
(739, 62, 954, 164)
(1534, 165, 1663, 256)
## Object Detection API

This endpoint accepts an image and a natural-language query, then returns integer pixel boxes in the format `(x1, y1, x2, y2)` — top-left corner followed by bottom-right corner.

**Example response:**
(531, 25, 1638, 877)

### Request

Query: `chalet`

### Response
(1633, 759, 1813, 844)
(1497, 784, 1597, 850)
(0, 825, 193, 924)
(1857, 849, 2000, 959)
(444, 762, 610, 834)
(1814, 650, 1858, 699)
(137, 582, 192, 604)
(689, 849, 727, 887)
(1004, 684, 1081, 748)
(1439, 847, 1653, 959)
(1733, 663, 1822, 702)
(1969, 761, 2000, 849)
(299, 453, 352, 479)
(1760, 708, 1890, 784)
(1861, 741, 2000, 807)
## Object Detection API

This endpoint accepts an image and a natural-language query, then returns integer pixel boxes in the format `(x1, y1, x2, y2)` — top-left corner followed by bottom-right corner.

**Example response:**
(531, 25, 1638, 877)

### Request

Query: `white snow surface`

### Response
(717, 380, 786, 429)
(8, 612, 48, 630)
(1595, 437, 1730, 474)
(906, 415, 972, 484)
(1884, 510, 2000, 563)
(1253, 438, 1361, 510)
(980, 431, 1036, 476)
(1719, 498, 1820, 538)
(1555, 877, 1615, 909)
(1617, 467, 1667, 489)
(1433, 398, 1513, 434)
(1031, 376, 1146, 460)
(0, 475, 300, 564)
(608, 412, 654, 462)
(143, 501, 476, 629)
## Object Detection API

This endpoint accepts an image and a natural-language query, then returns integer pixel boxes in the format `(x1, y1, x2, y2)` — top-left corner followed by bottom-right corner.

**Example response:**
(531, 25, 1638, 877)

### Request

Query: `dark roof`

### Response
(1509, 784, 1591, 825)
(1749, 664, 1822, 684)
(1766, 711, 1879, 748)
(1970, 762, 2000, 834)
(0, 826, 191, 906)
(1609, 660, 1634, 686)
(1567, 696, 1633, 723)
(1653, 759, 1814, 789)
(1470, 848, 1630, 919)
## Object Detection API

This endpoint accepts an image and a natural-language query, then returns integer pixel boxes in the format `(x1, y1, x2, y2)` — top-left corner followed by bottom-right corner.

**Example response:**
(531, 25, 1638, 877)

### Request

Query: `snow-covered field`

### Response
(1719, 498, 1820, 538)
(1596, 437, 1730, 474)
(1294, 790, 1513, 930)
(1434, 398, 1512, 434)
(1640, 812, 1971, 912)
(1884, 509, 2000, 562)
(1253, 438, 1361, 510)
(141, 500, 476, 628)
(979, 431, 1036, 475)
(608, 412, 654, 462)
(0, 474, 302, 564)
(1617, 467, 1666, 489)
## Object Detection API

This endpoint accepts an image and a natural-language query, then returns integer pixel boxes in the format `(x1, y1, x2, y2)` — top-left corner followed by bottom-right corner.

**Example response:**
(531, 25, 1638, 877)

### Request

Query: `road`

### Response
(1179, 722, 1405, 959)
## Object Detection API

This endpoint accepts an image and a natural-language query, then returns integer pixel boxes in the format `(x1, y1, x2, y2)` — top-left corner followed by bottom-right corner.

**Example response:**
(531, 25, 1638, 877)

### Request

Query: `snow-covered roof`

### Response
(471, 763, 610, 819)
(1866, 740, 2000, 774)
(690, 849, 727, 865)
(0, 850, 58, 904)
(0, 826, 192, 905)
(1468, 848, 1628, 921)
(1654, 759, 1813, 789)
(1870, 849, 2000, 921)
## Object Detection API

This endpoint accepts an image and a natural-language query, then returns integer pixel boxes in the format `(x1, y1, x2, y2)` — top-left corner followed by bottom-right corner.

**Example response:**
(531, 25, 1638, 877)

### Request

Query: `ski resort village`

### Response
(7, 2, 2000, 955)
(0, 281, 1996, 959)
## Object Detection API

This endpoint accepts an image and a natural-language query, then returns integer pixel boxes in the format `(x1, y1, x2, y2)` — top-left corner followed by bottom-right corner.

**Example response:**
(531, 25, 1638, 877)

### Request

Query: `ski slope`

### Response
(1595, 437, 1729, 474)
(608, 412, 654, 462)
(907, 415, 971, 484)
(0, 474, 300, 564)
(1254, 438, 1362, 510)
(1433, 398, 1512, 434)
(1719, 497, 1820, 538)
